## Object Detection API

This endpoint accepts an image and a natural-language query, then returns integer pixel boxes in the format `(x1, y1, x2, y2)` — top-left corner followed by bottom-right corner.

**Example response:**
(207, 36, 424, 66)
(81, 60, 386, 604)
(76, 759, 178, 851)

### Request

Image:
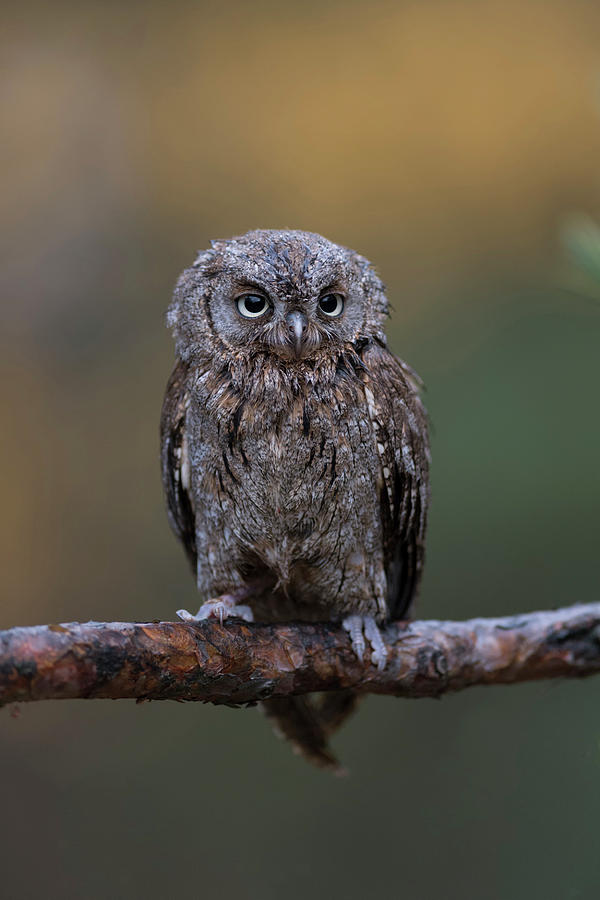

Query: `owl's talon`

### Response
(176, 608, 197, 622)
(343, 614, 388, 670)
(364, 617, 388, 671)
(342, 614, 366, 662)
(176, 595, 254, 624)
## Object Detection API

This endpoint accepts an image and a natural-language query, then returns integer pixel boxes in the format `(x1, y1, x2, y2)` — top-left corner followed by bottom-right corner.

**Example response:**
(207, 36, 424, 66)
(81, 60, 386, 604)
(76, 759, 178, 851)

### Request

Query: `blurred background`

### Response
(2, 0, 600, 897)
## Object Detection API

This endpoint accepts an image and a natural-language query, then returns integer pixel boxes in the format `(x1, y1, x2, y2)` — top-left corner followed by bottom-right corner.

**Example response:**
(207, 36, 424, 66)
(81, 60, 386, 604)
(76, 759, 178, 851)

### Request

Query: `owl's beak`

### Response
(286, 310, 308, 357)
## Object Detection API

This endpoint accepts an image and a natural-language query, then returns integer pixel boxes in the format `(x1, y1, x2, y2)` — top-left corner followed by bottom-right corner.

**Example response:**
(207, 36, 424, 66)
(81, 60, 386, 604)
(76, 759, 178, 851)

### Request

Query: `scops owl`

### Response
(161, 229, 430, 772)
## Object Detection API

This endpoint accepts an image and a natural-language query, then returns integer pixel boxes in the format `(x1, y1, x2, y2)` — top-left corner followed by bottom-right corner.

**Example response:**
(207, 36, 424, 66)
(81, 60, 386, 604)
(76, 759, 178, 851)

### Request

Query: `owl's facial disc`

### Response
(228, 281, 348, 359)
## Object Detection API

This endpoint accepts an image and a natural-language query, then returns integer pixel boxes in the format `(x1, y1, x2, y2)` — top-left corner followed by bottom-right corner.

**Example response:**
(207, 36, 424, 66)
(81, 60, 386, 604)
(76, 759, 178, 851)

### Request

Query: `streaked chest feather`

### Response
(188, 379, 379, 545)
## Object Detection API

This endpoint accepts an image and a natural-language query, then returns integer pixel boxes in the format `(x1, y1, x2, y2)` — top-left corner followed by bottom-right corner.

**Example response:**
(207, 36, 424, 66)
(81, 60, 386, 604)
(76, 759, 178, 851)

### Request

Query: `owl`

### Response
(161, 229, 430, 772)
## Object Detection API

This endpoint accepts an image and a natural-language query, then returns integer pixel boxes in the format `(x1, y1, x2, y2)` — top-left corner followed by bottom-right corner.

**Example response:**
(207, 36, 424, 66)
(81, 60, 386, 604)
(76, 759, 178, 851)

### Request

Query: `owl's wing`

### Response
(160, 359, 197, 572)
(361, 342, 430, 620)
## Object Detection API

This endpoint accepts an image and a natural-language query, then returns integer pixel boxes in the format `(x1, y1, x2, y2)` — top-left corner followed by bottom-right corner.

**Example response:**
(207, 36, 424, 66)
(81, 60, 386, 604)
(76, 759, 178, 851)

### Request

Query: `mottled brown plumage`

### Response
(161, 229, 430, 771)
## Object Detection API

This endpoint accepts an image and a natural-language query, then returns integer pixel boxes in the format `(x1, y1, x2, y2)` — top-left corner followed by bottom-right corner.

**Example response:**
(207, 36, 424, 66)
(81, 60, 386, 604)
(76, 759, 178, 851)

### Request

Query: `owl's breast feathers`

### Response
(160, 341, 429, 619)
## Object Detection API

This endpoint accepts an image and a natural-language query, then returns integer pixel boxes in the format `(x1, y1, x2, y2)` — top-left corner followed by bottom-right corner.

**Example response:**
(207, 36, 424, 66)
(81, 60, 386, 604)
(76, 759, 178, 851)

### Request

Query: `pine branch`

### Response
(1, 604, 600, 708)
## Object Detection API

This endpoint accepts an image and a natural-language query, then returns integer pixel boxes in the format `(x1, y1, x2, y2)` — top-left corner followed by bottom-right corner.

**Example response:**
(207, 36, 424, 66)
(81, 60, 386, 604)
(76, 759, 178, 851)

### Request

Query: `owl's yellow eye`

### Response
(318, 293, 344, 317)
(236, 294, 269, 318)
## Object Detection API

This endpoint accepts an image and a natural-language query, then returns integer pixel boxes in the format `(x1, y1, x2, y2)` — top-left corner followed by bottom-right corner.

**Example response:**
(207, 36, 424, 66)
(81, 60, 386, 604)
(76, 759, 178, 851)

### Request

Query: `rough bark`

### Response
(1, 604, 600, 708)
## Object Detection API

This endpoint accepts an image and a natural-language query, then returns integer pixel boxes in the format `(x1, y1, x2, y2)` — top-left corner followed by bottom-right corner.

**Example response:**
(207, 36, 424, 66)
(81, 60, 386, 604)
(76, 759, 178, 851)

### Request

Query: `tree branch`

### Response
(1, 603, 600, 708)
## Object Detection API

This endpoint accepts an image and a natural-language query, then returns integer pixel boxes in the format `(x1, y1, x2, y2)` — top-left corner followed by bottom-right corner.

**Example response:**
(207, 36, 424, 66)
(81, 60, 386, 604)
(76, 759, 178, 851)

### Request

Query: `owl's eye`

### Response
(318, 293, 344, 317)
(236, 294, 269, 318)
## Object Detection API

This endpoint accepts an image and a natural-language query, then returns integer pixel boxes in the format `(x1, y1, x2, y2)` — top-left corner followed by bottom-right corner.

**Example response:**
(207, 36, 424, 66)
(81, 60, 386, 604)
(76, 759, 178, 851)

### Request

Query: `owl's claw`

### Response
(342, 614, 388, 671)
(364, 616, 388, 670)
(177, 594, 254, 624)
(343, 615, 366, 661)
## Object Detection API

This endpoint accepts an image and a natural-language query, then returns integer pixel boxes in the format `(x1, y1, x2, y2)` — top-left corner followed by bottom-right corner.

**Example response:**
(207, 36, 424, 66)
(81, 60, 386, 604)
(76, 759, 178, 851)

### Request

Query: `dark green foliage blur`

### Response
(2, 1, 600, 898)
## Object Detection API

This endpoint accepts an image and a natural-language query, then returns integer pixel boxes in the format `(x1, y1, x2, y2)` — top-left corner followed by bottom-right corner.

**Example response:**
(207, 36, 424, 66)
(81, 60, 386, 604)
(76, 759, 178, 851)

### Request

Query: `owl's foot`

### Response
(342, 614, 388, 671)
(177, 591, 254, 625)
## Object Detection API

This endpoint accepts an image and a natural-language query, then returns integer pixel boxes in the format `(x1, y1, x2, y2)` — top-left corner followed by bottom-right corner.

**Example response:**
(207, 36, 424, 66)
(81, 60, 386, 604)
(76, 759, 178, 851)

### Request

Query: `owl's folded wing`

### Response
(361, 343, 430, 620)
(160, 359, 197, 572)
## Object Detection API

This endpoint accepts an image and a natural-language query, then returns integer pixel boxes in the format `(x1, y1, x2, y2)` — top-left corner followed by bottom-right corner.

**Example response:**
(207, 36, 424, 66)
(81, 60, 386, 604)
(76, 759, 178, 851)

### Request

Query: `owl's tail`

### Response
(261, 691, 359, 775)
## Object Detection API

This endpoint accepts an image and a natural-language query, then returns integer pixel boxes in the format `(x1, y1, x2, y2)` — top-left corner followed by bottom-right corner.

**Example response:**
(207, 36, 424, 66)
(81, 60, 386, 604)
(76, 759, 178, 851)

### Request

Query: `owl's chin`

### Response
(265, 342, 323, 363)
(261, 332, 325, 362)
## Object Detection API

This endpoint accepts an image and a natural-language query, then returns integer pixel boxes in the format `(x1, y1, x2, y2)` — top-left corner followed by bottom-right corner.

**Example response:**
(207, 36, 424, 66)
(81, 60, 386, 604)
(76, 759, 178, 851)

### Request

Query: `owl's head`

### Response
(167, 229, 389, 364)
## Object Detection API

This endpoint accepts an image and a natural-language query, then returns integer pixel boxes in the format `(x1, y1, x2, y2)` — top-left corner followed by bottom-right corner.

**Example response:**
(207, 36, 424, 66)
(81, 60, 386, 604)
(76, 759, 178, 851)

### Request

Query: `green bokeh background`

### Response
(2, 1, 600, 898)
